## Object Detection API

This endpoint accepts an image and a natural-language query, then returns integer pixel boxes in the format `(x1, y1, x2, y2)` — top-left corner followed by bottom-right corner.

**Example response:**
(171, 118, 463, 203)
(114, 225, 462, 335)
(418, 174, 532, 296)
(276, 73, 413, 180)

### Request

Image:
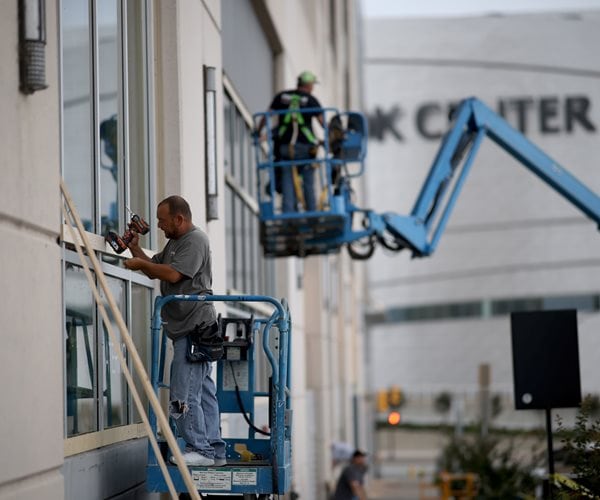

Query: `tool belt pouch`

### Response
(186, 322, 223, 363)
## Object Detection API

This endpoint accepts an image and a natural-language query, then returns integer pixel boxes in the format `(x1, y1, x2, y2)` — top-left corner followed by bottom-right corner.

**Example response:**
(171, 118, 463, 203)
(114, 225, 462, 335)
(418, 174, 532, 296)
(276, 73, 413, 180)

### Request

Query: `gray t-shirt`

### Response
(333, 463, 366, 500)
(151, 226, 216, 339)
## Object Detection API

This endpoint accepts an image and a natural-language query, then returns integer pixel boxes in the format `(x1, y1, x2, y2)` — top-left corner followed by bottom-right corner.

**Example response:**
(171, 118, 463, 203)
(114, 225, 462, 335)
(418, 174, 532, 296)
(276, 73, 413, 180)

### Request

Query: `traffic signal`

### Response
(388, 385, 403, 408)
(377, 390, 389, 412)
(387, 410, 401, 425)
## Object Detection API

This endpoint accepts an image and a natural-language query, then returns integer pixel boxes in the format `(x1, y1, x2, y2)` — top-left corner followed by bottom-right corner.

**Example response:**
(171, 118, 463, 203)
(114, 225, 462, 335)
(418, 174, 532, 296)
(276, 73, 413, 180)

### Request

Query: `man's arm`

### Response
(123, 232, 184, 283)
(349, 480, 367, 500)
(123, 258, 183, 283)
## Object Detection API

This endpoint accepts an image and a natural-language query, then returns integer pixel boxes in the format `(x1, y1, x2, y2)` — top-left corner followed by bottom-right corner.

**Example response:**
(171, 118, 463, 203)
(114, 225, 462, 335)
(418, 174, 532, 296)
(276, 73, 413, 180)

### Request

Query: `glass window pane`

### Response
(226, 188, 235, 290)
(131, 283, 152, 423)
(224, 97, 233, 176)
(127, 0, 150, 235)
(62, 0, 93, 231)
(98, 0, 120, 235)
(234, 194, 243, 291)
(247, 137, 256, 198)
(101, 275, 127, 428)
(65, 263, 97, 436)
(238, 117, 247, 187)
(243, 205, 251, 292)
(233, 113, 242, 184)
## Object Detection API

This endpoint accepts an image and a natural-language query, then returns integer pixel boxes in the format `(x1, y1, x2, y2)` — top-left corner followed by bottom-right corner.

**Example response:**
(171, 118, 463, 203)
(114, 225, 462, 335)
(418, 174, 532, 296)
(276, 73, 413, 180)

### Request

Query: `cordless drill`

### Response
(105, 213, 150, 254)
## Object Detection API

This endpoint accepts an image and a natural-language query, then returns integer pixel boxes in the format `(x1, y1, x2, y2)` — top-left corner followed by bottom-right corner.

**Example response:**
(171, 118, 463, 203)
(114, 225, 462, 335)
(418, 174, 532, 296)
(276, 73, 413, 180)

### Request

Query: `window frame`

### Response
(223, 75, 276, 305)
(59, 0, 156, 454)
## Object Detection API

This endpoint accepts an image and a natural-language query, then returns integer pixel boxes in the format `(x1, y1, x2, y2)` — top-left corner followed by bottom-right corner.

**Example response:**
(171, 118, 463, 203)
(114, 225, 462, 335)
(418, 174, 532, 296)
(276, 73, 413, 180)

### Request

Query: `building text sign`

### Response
(368, 95, 596, 142)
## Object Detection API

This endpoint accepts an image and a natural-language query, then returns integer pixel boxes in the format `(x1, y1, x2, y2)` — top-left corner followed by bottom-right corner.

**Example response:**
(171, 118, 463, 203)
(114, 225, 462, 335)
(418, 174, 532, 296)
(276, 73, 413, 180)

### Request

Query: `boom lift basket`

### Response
(253, 108, 368, 258)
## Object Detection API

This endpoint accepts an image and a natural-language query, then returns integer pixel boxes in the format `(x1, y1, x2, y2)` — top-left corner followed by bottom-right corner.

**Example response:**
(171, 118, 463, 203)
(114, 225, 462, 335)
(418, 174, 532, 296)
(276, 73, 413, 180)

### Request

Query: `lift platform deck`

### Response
(146, 294, 292, 498)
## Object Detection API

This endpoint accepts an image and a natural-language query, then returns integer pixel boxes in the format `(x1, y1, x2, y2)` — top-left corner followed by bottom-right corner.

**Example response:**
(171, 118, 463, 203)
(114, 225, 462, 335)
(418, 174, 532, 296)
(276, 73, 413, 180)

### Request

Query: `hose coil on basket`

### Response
(346, 212, 407, 260)
(346, 212, 376, 260)
(347, 234, 376, 260)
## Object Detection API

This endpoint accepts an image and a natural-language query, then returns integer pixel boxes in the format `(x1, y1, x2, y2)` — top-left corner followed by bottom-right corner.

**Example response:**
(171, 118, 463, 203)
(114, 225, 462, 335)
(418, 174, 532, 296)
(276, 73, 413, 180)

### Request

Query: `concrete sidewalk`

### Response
(368, 476, 440, 500)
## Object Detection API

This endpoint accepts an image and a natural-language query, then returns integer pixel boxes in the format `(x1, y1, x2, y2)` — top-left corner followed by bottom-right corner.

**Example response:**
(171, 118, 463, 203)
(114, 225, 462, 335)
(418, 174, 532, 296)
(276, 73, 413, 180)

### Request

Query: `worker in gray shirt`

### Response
(333, 450, 369, 500)
(124, 195, 226, 467)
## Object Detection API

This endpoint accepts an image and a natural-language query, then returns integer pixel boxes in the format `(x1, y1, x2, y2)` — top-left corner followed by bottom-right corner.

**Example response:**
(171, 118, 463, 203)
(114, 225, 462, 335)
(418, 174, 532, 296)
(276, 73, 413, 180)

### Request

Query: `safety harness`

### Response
(278, 94, 319, 209)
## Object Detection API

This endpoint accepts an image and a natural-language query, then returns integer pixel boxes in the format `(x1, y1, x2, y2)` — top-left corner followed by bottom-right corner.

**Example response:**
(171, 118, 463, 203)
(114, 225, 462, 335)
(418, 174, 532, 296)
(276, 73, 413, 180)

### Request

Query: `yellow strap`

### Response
(318, 185, 329, 211)
(287, 141, 305, 209)
(552, 473, 598, 498)
(292, 166, 305, 208)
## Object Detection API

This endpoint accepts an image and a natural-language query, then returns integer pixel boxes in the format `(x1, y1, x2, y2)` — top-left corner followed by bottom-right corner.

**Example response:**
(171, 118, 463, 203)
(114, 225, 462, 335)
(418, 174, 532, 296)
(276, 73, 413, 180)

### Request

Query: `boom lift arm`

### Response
(254, 97, 600, 259)
(373, 97, 600, 258)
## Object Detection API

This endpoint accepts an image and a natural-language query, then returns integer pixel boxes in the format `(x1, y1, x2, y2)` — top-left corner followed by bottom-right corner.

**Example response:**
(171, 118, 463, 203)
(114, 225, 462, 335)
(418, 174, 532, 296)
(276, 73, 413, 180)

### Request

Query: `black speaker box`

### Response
(510, 309, 581, 410)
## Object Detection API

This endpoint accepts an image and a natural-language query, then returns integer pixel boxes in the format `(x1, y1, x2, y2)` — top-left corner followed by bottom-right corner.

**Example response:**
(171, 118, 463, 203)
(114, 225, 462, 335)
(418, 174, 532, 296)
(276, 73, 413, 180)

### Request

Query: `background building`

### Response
(0, 1, 366, 499)
(364, 10, 600, 428)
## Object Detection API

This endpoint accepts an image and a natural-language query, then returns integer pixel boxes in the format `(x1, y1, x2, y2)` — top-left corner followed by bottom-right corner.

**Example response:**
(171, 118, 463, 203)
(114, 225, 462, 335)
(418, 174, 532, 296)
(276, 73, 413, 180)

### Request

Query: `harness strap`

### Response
(278, 94, 318, 145)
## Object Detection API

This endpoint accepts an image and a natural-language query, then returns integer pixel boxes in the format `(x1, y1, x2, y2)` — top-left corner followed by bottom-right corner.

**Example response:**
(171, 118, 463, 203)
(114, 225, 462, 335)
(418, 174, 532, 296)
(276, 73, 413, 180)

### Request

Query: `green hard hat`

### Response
(298, 70, 318, 85)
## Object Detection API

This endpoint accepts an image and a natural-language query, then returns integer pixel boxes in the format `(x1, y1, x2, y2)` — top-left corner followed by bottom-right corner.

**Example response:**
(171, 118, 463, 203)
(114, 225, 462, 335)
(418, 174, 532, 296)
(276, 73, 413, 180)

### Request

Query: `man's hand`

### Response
(126, 228, 140, 249)
(124, 257, 145, 271)
(125, 230, 153, 261)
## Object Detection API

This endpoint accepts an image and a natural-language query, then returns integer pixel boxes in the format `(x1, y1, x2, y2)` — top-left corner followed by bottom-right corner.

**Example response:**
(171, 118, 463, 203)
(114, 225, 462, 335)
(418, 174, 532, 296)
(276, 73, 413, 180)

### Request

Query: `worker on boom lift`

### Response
(255, 70, 324, 213)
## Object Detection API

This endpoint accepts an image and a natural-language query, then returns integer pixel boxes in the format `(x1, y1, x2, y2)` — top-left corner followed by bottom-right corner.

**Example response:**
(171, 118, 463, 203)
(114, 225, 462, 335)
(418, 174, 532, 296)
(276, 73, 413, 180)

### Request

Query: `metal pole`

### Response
(545, 407, 555, 499)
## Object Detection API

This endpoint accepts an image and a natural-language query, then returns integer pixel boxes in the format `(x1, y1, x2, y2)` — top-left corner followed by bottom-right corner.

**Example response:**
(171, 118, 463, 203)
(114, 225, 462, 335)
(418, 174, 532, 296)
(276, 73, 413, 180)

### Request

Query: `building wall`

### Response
(0, 1, 366, 499)
(364, 11, 600, 419)
(0, 1, 64, 499)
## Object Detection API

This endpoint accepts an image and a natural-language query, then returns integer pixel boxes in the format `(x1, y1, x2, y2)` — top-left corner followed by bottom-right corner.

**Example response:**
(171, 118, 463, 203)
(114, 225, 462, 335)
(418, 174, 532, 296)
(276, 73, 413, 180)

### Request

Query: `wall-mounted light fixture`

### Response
(19, 0, 48, 94)
(204, 66, 218, 221)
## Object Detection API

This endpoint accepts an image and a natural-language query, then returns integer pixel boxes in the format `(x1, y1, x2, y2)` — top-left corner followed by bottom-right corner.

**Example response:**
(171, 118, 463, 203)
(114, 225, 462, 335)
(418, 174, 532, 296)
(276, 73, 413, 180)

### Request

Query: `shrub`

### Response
(437, 433, 542, 499)
(556, 395, 600, 496)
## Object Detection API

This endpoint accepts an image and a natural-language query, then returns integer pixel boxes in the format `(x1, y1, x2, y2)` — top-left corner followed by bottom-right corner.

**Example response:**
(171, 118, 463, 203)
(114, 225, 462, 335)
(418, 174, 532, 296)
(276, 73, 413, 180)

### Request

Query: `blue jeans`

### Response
(279, 143, 317, 212)
(169, 336, 226, 460)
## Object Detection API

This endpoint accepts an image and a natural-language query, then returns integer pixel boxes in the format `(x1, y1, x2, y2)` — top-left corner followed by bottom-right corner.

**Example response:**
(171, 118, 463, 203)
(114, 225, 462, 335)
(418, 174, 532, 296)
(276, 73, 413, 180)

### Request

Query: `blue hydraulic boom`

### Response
(254, 97, 600, 259)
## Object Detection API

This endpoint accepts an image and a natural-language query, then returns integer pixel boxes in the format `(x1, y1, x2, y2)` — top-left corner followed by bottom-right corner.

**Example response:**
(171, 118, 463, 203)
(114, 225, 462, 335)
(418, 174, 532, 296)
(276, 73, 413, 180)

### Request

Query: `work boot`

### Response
(170, 451, 214, 467)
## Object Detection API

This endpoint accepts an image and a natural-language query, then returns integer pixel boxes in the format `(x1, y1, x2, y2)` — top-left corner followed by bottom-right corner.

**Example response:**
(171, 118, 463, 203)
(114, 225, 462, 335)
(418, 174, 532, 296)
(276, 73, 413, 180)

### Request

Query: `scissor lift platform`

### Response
(147, 460, 285, 496)
(146, 295, 292, 498)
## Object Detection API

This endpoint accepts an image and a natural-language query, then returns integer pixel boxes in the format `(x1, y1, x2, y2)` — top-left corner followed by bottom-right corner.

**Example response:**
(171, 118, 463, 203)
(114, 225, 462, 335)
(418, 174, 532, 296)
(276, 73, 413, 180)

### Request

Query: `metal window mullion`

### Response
(58, 0, 68, 438)
(249, 207, 255, 291)
(63, 249, 153, 287)
(238, 117, 245, 188)
(119, 0, 130, 231)
(90, 0, 100, 235)
(232, 192, 238, 291)
(241, 203, 247, 293)
(61, 246, 68, 437)
(144, 0, 157, 251)
(126, 279, 132, 424)
(89, 0, 102, 431)
(94, 263, 104, 431)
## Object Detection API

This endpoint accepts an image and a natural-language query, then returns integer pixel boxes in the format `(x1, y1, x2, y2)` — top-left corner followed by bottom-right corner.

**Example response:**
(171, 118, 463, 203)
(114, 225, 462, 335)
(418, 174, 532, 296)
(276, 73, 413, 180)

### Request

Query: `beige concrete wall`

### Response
(153, 0, 226, 296)
(0, 1, 64, 498)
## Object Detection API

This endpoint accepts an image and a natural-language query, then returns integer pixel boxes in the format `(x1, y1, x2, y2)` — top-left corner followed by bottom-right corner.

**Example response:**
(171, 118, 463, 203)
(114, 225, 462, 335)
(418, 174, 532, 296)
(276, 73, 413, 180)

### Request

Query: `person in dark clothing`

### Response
(333, 449, 369, 500)
(256, 71, 324, 212)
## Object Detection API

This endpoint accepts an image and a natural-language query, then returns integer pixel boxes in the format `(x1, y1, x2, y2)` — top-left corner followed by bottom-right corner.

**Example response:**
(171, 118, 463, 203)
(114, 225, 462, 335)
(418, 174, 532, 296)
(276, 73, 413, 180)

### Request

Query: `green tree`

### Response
(437, 433, 542, 499)
(556, 395, 600, 497)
